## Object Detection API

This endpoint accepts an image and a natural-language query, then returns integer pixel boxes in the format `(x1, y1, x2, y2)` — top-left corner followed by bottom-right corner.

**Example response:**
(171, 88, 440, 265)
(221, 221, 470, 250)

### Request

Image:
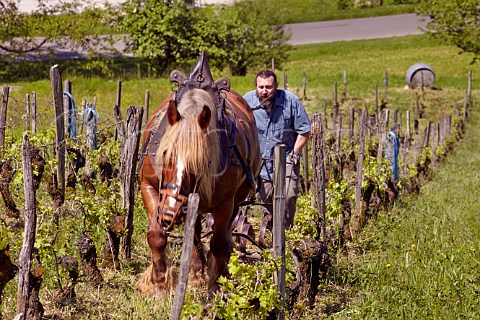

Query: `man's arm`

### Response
(293, 132, 310, 154)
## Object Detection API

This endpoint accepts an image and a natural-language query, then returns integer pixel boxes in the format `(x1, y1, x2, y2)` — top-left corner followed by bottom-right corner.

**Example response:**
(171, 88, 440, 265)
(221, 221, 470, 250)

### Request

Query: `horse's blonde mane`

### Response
(154, 89, 220, 204)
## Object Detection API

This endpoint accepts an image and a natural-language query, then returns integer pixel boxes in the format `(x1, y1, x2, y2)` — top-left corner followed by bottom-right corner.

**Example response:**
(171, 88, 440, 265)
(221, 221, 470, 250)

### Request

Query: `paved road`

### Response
(4, 13, 429, 59)
(287, 13, 428, 45)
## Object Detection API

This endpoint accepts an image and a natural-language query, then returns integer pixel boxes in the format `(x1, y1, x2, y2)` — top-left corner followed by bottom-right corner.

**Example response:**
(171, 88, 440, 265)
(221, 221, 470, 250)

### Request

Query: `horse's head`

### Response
(155, 89, 218, 230)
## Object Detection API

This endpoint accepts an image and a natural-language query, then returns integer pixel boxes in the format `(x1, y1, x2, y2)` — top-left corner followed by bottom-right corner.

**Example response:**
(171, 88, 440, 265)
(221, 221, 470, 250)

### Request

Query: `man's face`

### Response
(255, 76, 277, 107)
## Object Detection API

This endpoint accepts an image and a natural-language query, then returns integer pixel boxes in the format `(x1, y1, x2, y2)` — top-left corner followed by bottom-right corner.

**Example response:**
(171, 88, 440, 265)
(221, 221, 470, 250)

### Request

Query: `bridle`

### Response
(157, 165, 199, 232)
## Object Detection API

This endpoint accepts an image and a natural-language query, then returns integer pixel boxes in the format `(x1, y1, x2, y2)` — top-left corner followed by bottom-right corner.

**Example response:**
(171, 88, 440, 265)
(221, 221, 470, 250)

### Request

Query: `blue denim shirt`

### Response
(243, 89, 311, 181)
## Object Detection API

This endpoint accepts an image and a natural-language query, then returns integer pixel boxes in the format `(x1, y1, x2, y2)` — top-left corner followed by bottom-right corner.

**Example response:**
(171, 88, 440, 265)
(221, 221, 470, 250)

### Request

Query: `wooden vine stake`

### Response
(120, 106, 144, 259)
(17, 132, 41, 319)
(31, 92, 37, 134)
(50, 65, 66, 202)
(302, 135, 309, 193)
(351, 110, 367, 238)
(144, 90, 150, 127)
(25, 94, 31, 131)
(114, 104, 126, 146)
(273, 144, 286, 320)
(0, 86, 8, 154)
(311, 113, 326, 242)
(171, 193, 200, 320)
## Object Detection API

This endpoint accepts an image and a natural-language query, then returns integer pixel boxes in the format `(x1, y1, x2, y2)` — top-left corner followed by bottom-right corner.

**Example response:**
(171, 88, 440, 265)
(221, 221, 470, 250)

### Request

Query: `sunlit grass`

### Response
(331, 111, 480, 319)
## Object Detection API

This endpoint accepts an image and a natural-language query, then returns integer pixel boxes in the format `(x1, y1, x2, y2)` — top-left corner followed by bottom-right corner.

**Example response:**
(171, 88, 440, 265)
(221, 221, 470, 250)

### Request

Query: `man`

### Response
(243, 70, 311, 229)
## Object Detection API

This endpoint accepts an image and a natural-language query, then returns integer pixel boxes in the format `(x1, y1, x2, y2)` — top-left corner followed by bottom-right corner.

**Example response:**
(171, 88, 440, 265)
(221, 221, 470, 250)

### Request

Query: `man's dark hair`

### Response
(254, 70, 278, 86)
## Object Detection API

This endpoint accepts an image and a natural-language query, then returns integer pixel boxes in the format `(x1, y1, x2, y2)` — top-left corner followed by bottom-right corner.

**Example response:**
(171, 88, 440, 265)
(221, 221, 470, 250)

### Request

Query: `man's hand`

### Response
(290, 152, 301, 166)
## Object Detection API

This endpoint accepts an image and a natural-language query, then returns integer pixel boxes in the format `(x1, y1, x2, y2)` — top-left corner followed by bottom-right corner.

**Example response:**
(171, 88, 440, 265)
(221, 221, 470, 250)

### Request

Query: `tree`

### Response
(121, 0, 290, 76)
(418, 0, 480, 62)
(199, 0, 290, 76)
(0, 0, 119, 60)
(121, 0, 202, 75)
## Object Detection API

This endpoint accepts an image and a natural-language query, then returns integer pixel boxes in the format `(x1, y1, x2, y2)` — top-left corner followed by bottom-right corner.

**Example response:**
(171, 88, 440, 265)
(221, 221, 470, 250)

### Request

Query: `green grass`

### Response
(255, 0, 418, 24)
(330, 109, 480, 319)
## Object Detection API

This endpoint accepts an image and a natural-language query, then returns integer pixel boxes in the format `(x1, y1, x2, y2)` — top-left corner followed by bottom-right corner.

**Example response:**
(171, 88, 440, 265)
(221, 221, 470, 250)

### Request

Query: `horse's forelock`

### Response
(155, 89, 220, 204)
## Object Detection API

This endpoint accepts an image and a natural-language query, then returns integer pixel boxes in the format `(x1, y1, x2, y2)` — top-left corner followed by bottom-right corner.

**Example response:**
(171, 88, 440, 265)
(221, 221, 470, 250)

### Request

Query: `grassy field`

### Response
(329, 109, 480, 319)
(253, 0, 418, 24)
(1, 34, 479, 319)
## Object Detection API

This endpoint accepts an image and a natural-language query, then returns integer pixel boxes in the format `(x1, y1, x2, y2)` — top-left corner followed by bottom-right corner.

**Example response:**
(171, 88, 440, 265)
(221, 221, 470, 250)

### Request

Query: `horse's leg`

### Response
(189, 215, 206, 287)
(207, 202, 234, 294)
(137, 208, 176, 296)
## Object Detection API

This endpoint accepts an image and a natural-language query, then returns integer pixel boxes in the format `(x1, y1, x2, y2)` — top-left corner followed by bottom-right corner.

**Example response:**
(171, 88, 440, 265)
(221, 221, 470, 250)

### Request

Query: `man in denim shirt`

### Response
(243, 70, 310, 229)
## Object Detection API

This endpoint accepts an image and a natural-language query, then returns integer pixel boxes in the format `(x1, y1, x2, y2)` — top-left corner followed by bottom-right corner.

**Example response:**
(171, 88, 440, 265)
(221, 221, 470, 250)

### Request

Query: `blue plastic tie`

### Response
(385, 131, 399, 181)
(63, 91, 77, 139)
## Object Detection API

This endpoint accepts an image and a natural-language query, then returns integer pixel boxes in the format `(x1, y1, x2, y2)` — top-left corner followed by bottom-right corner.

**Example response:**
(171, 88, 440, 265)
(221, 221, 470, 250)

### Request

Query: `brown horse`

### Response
(138, 84, 260, 296)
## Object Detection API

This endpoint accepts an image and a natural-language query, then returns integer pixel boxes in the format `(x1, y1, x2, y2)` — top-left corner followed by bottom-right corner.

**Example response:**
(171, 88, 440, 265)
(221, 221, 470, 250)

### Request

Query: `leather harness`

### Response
(137, 52, 254, 230)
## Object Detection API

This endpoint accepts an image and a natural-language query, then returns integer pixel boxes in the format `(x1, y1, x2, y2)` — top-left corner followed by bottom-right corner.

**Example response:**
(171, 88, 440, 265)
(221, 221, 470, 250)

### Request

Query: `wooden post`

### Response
(50, 65, 65, 201)
(31, 92, 37, 134)
(375, 84, 379, 116)
(418, 125, 428, 163)
(377, 110, 384, 163)
(343, 68, 347, 101)
(323, 99, 328, 130)
(302, 140, 309, 194)
(121, 106, 144, 259)
(406, 110, 410, 138)
(114, 104, 126, 146)
(171, 193, 200, 320)
(25, 94, 31, 132)
(349, 107, 355, 148)
(336, 113, 342, 153)
(415, 93, 420, 119)
(1, 86, 9, 152)
(352, 110, 366, 238)
(144, 90, 150, 127)
(385, 109, 390, 131)
(463, 90, 468, 121)
(115, 80, 122, 141)
(17, 132, 37, 317)
(431, 122, 437, 170)
(273, 144, 286, 320)
(84, 103, 97, 150)
(401, 133, 409, 180)
(311, 114, 326, 242)
(425, 122, 431, 148)
(271, 58, 275, 71)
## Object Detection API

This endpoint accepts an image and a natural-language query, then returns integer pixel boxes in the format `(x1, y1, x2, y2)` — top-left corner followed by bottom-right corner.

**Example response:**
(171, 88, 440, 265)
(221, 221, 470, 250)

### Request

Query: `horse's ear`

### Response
(167, 100, 181, 125)
(198, 105, 211, 131)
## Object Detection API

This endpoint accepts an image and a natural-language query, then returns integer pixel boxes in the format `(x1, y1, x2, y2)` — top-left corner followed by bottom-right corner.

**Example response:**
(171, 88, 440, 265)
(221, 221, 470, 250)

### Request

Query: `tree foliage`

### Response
(121, 0, 201, 75)
(200, 1, 290, 75)
(121, 0, 290, 76)
(418, 0, 480, 62)
(0, 0, 119, 60)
